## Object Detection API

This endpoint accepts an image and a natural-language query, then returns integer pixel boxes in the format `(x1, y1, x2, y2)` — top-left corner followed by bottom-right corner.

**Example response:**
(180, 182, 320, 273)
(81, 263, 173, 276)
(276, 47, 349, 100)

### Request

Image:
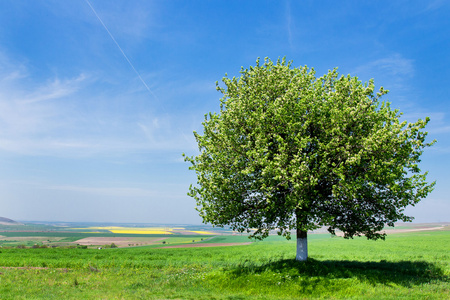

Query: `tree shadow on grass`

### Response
(229, 258, 449, 288)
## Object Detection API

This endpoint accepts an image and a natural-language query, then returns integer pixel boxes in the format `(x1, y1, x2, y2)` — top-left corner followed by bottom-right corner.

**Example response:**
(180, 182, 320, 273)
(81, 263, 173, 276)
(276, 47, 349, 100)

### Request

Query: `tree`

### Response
(184, 58, 435, 261)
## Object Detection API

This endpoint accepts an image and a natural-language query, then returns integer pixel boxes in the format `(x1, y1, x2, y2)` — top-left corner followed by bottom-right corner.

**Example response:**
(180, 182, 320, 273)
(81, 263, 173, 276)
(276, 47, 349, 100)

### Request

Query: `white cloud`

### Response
(23, 74, 86, 104)
(0, 69, 87, 155)
(352, 53, 414, 81)
(351, 53, 417, 107)
(0, 72, 83, 138)
(0, 53, 198, 157)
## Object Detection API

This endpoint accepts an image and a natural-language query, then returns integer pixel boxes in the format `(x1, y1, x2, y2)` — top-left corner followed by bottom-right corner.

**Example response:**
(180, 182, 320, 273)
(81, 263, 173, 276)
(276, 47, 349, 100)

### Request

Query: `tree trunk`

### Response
(296, 228, 308, 261)
(295, 208, 308, 261)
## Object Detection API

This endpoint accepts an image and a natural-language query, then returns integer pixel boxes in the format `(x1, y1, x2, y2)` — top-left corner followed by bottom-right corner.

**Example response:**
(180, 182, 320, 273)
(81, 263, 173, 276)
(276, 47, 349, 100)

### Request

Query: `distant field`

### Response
(0, 223, 448, 299)
(0, 223, 231, 248)
(0, 222, 447, 248)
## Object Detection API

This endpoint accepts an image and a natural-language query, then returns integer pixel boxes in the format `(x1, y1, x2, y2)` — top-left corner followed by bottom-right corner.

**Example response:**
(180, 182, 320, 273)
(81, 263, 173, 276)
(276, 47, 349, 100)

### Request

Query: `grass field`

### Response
(0, 224, 449, 299)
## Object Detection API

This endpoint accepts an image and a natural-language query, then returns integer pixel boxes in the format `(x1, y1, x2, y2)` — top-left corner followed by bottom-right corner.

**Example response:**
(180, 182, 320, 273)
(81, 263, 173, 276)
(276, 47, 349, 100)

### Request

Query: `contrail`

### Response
(84, 0, 157, 99)
(84, 0, 192, 148)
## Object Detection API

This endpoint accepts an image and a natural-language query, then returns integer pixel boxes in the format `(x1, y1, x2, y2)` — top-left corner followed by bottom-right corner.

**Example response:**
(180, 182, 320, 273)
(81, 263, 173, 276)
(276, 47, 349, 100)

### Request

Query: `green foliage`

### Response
(185, 57, 435, 240)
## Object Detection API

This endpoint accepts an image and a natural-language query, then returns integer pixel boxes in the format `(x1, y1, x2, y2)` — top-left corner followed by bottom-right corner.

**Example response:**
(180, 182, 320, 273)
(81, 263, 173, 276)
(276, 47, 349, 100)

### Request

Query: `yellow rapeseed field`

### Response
(110, 229, 172, 234)
(83, 226, 173, 235)
(71, 226, 216, 235)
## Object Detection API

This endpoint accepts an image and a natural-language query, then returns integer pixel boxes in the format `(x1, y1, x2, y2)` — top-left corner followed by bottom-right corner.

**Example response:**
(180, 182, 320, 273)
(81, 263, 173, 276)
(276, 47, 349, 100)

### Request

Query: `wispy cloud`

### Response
(23, 75, 86, 104)
(0, 53, 198, 157)
(352, 54, 414, 81)
(351, 53, 417, 107)
(0, 54, 87, 153)
(0, 64, 83, 136)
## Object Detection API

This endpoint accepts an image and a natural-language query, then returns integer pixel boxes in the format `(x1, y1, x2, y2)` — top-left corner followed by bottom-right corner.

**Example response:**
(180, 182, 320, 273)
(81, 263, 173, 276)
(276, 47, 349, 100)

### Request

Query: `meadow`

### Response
(0, 224, 449, 299)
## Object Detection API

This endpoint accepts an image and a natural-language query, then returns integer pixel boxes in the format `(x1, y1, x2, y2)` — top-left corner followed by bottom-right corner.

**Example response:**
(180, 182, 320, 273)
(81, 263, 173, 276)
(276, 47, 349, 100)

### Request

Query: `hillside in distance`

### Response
(0, 216, 22, 225)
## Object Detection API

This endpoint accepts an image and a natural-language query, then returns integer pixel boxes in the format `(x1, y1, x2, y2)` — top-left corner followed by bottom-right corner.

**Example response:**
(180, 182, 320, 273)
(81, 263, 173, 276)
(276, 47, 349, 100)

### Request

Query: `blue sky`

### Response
(0, 1, 448, 224)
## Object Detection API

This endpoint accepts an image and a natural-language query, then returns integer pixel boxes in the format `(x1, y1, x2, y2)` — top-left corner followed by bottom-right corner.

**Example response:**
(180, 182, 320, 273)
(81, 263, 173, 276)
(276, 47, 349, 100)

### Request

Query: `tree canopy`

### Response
(185, 58, 435, 248)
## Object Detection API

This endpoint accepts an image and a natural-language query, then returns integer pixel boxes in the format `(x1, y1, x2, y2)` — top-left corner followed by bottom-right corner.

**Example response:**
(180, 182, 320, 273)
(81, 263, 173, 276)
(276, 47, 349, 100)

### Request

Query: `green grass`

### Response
(0, 230, 448, 299)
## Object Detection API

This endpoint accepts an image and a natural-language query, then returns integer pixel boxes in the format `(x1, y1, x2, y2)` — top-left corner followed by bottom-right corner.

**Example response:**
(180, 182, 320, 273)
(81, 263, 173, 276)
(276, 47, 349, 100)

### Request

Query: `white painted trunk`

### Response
(296, 237, 308, 261)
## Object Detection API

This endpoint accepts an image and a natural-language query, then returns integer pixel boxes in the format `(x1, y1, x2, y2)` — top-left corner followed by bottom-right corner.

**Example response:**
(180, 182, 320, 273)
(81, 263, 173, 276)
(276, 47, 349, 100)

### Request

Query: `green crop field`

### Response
(0, 226, 449, 299)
